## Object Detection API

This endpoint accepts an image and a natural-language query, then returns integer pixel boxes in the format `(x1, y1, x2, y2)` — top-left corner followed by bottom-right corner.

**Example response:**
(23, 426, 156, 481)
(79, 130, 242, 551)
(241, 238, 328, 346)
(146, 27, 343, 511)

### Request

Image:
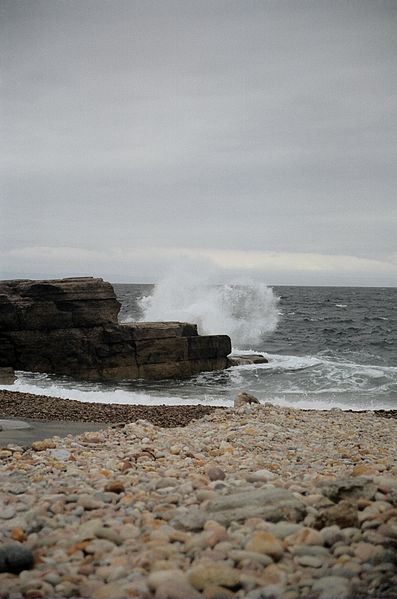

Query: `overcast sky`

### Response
(1, 0, 396, 286)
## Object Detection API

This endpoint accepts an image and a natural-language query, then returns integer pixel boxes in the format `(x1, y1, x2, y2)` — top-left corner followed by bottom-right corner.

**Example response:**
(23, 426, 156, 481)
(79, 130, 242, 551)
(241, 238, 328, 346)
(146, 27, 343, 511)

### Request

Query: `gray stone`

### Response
(206, 465, 226, 481)
(289, 545, 331, 557)
(295, 554, 323, 568)
(320, 525, 345, 547)
(94, 526, 123, 545)
(47, 448, 71, 461)
(270, 522, 303, 539)
(246, 469, 276, 483)
(318, 477, 377, 502)
(155, 477, 179, 489)
(229, 550, 273, 566)
(0, 506, 16, 519)
(173, 487, 305, 530)
(76, 518, 103, 541)
(148, 569, 202, 599)
(311, 576, 352, 598)
(228, 353, 269, 367)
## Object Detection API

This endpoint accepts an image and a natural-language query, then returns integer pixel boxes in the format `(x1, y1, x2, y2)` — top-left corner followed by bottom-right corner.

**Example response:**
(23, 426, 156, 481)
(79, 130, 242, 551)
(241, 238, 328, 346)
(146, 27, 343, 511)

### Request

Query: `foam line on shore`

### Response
(0, 380, 231, 407)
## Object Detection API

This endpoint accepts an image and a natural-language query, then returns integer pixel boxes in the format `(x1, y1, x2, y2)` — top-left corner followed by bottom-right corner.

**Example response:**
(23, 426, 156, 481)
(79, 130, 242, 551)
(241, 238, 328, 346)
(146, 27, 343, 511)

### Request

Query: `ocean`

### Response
(2, 282, 396, 411)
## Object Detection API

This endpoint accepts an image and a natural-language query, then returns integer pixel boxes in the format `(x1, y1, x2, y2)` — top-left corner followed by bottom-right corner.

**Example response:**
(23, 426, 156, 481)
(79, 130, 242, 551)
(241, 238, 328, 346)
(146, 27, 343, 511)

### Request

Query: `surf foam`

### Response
(138, 263, 279, 347)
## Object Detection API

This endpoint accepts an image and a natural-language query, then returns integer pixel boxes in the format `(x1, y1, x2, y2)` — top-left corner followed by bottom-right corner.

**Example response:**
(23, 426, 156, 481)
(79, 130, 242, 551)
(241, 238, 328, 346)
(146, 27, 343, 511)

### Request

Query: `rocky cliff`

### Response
(0, 278, 231, 381)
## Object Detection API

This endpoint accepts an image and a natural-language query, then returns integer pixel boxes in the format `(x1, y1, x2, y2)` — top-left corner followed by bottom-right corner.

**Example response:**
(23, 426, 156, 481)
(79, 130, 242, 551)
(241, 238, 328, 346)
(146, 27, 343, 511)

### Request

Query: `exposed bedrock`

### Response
(0, 277, 119, 330)
(0, 277, 231, 381)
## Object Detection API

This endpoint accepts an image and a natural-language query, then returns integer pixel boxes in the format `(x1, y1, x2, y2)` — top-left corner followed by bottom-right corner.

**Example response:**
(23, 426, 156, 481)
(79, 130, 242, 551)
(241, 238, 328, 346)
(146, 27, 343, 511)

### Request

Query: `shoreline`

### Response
(1, 389, 396, 428)
(0, 389, 219, 428)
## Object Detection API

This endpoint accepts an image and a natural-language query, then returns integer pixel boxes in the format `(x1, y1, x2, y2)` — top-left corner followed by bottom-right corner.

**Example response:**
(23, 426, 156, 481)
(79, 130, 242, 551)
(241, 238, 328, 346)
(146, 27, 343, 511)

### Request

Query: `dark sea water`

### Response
(3, 284, 396, 411)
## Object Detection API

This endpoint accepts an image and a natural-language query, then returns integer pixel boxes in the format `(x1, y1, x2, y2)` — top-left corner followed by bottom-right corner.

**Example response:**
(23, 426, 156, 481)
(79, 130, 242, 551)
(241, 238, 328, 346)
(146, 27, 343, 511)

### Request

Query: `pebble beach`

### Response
(1, 393, 397, 598)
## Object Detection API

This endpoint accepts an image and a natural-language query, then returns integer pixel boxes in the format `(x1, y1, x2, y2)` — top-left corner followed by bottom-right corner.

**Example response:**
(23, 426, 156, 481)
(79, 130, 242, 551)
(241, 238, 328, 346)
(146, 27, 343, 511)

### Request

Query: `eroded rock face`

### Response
(0, 278, 232, 381)
(0, 277, 120, 330)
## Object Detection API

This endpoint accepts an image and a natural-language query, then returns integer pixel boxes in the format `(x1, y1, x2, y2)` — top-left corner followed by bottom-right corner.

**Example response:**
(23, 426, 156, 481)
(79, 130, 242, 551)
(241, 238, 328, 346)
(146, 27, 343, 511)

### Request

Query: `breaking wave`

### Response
(138, 264, 279, 347)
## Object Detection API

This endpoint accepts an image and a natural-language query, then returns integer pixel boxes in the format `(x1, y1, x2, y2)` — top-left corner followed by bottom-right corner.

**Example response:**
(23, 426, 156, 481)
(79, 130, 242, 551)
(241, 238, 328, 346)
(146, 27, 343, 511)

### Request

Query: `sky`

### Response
(1, 0, 396, 286)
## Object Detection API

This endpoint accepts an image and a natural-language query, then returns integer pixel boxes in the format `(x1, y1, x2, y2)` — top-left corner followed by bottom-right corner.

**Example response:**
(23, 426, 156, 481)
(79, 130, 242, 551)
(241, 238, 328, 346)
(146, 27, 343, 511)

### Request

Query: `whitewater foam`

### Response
(135, 264, 279, 347)
(0, 378, 229, 407)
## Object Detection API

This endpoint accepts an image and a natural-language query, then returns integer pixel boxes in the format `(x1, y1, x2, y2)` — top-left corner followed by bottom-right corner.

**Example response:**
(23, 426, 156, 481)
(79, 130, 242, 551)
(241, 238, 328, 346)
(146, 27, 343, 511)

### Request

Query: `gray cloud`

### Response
(1, 0, 396, 284)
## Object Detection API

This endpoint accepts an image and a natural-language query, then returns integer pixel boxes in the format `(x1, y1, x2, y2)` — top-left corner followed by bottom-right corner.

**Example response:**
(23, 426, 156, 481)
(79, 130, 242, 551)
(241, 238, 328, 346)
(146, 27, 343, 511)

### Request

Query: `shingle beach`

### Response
(1, 394, 397, 598)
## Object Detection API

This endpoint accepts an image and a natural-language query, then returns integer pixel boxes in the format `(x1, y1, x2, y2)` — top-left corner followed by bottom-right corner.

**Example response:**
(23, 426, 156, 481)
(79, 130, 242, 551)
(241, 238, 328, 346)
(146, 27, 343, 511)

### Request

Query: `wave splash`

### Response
(138, 264, 279, 347)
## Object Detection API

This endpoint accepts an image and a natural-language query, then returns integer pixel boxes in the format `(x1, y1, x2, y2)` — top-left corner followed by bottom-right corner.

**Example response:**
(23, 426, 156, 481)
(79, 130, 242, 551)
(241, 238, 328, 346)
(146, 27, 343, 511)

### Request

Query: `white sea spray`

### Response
(138, 262, 280, 346)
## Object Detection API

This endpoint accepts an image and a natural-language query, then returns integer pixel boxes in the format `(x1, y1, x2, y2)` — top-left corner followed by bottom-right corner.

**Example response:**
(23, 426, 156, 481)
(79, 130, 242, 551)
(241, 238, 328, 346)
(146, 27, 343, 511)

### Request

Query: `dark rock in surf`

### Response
(0, 277, 232, 382)
(228, 353, 269, 367)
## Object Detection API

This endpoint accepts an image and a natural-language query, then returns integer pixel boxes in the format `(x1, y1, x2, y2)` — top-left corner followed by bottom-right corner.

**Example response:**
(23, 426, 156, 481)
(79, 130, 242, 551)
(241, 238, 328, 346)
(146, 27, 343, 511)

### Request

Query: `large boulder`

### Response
(0, 278, 232, 382)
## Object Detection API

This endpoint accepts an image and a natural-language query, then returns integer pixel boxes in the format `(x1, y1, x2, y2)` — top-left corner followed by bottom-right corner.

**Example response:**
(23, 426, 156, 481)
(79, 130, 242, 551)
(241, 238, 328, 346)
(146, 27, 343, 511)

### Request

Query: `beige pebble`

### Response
(0, 449, 13, 458)
(91, 582, 129, 599)
(245, 531, 283, 560)
(295, 554, 323, 568)
(148, 569, 202, 598)
(104, 480, 125, 493)
(206, 465, 226, 481)
(260, 563, 287, 587)
(188, 564, 241, 591)
(354, 542, 381, 562)
(77, 494, 103, 510)
(31, 439, 57, 451)
(351, 464, 378, 477)
(203, 521, 228, 546)
(285, 527, 324, 547)
(203, 585, 235, 599)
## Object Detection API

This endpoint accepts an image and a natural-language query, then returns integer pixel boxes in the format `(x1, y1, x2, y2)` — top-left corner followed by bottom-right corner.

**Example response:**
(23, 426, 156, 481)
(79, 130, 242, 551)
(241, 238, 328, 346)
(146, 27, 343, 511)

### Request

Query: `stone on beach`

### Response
(245, 531, 284, 559)
(234, 392, 261, 408)
(31, 438, 57, 451)
(0, 543, 34, 574)
(0, 401, 397, 598)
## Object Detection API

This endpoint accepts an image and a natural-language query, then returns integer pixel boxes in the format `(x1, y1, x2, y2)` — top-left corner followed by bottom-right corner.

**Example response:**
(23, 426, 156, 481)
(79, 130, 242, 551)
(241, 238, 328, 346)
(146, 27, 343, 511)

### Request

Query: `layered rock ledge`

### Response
(0, 278, 231, 381)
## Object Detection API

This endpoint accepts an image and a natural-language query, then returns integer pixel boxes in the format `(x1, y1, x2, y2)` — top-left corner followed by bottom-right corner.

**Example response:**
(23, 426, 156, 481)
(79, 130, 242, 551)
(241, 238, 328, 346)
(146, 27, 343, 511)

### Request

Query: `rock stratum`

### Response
(0, 277, 231, 381)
